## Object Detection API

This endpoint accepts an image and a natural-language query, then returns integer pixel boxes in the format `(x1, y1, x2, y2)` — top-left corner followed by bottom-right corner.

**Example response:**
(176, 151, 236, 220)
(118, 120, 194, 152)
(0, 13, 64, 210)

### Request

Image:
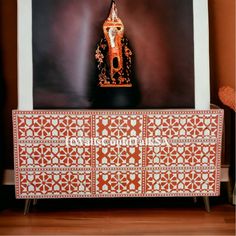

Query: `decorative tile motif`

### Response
(13, 110, 223, 198)
(146, 142, 217, 168)
(18, 144, 92, 168)
(146, 114, 218, 139)
(96, 146, 142, 167)
(145, 169, 216, 195)
(19, 171, 92, 197)
(17, 115, 91, 139)
(96, 170, 142, 194)
(96, 115, 143, 138)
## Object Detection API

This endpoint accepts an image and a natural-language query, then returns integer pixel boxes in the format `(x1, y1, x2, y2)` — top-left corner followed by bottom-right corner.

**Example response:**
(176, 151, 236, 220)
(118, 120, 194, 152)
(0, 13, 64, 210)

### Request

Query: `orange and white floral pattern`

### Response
(13, 110, 223, 199)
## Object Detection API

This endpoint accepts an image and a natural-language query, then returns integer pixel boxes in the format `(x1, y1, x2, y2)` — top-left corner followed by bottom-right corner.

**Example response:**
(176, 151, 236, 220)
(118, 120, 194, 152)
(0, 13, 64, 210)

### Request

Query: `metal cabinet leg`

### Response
(24, 199, 32, 215)
(203, 197, 210, 212)
(33, 199, 38, 206)
(227, 181, 233, 203)
(233, 183, 236, 205)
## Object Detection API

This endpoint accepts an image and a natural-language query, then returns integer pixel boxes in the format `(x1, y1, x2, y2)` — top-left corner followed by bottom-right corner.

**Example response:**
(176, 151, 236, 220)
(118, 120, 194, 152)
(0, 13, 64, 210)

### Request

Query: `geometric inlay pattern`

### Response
(13, 110, 223, 199)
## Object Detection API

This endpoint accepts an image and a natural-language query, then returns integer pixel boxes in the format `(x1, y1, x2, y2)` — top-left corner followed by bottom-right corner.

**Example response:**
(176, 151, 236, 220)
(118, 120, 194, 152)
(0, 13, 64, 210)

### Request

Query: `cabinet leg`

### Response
(203, 197, 210, 212)
(24, 199, 32, 215)
(226, 182, 233, 203)
(233, 183, 236, 205)
(193, 197, 197, 204)
(33, 199, 38, 206)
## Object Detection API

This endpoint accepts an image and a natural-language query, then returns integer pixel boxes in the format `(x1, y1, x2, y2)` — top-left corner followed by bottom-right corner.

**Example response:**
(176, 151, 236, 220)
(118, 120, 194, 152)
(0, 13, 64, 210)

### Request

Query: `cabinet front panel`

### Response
(13, 110, 223, 198)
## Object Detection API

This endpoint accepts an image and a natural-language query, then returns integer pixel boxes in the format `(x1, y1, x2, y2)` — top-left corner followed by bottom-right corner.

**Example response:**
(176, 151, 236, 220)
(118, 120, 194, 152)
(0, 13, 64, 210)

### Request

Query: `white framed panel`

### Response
(17, 0, 33, 110)
(17, 0, 210, 110)
(193, 0, 210, 109)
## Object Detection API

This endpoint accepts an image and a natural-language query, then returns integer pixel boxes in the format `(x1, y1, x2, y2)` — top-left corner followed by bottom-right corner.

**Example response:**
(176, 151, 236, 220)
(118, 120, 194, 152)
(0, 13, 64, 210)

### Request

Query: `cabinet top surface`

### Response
(13, 109, 223, 116)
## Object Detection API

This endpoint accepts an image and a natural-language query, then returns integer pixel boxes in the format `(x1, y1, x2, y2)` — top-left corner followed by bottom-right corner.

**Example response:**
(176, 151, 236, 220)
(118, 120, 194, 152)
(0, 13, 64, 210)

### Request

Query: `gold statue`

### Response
(95, 0, 132, 87)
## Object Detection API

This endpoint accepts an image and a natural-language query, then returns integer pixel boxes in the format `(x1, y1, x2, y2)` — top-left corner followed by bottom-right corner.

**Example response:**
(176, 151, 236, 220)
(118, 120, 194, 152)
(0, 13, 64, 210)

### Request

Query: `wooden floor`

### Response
(0, 195, 234, 236)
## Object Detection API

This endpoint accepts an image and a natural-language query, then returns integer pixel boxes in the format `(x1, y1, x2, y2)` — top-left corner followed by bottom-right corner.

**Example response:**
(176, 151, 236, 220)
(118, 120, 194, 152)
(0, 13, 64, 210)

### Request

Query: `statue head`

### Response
(103, 1, 124, 45)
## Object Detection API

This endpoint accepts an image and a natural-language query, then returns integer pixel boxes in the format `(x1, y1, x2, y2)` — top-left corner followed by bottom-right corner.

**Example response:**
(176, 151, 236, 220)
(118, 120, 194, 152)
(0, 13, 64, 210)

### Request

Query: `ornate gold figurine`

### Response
(95, 0, 133, 87)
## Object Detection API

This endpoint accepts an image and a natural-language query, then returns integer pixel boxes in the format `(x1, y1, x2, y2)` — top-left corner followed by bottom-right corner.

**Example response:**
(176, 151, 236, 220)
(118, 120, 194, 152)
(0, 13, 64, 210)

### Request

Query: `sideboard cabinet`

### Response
(13, 110, 223, 201)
